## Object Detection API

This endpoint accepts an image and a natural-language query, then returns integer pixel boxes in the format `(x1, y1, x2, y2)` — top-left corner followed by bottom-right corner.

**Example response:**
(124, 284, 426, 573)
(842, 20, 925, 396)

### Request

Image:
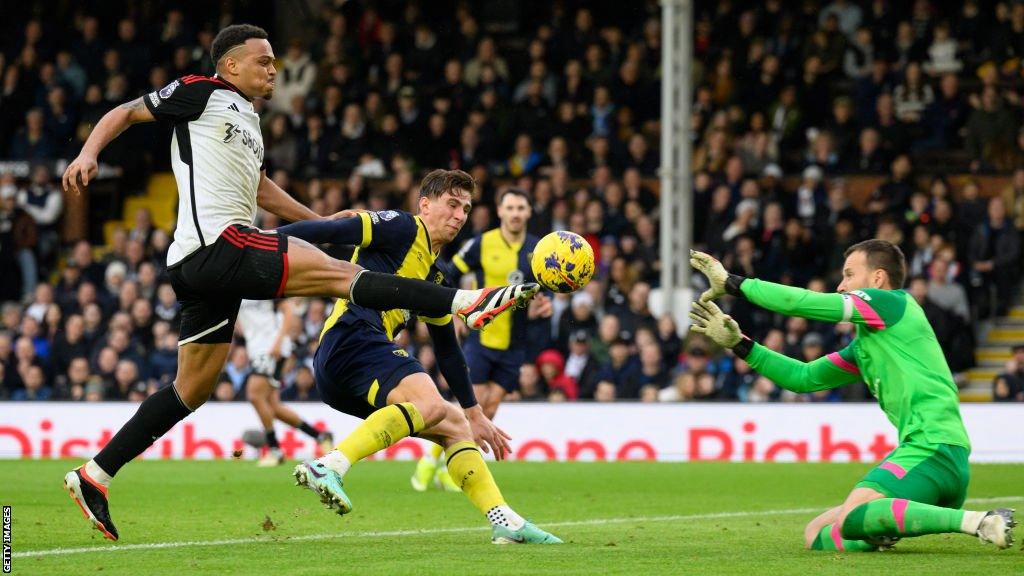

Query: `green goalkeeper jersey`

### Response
(739, 279, 970, 449)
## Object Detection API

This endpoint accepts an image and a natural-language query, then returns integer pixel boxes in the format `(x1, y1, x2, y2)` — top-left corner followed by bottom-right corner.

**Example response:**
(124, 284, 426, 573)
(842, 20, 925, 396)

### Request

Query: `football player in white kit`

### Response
(237, 299, 332, 466)
(60, 23, 538, 541)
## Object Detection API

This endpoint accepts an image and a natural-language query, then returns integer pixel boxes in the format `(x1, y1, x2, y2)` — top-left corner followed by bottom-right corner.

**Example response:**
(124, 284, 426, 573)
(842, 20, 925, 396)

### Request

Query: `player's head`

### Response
(497, 188, 532, 235)
(211, 24, 276, 99)
(418, 169, 474, 246)
(838, 239, 906, 292)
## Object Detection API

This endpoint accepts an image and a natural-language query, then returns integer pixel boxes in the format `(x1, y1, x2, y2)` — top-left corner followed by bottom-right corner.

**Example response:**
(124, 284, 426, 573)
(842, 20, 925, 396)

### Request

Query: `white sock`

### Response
(960, 510, 986, 534)
(84, 460, 112, 487)
(487, 504, 526, 530)
(450, 289, 480, 313)
(317, 449, 352, 477)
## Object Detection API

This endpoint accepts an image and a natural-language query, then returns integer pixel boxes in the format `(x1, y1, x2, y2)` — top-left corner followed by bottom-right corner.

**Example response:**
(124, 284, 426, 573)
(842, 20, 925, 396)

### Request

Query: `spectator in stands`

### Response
(970, 196, 1021, 317)
(966, 88, 1018, 172)
(993, 344, 1024, 402)
(0, 180, 37, 300)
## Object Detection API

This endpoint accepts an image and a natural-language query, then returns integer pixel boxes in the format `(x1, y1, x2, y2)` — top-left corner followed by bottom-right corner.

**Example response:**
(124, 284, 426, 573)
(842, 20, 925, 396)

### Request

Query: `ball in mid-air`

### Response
(531, 231, 595, 293)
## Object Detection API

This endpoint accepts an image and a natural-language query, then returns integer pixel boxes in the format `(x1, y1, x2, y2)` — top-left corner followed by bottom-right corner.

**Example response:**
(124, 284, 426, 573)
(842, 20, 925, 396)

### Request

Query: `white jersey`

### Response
(144, 75, 265, 266)
(237, 299, 292, 358)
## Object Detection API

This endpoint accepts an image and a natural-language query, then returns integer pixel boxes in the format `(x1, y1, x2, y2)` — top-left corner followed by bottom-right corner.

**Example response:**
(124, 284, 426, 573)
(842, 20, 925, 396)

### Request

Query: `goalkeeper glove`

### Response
(689, 299, 743, 347)
(689, 249, 746, 302)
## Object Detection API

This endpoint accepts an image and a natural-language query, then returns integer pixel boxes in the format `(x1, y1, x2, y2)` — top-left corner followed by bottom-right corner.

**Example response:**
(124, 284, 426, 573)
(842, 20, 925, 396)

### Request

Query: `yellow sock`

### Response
(430, 442, 444, 462)
(445, 440, 505, 513)
(337, 403, 425, 463)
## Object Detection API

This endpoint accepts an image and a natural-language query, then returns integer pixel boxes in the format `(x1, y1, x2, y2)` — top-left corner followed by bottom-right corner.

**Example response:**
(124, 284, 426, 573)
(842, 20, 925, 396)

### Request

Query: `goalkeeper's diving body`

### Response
(279, 169, 560, 544)
(689, 240, 1016, 551)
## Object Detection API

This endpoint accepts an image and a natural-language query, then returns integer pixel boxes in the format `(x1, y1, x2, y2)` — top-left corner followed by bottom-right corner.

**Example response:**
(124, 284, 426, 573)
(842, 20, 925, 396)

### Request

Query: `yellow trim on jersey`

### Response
(358, 212, 373, 247)
(478, 228, 523, 350)
(419, 314, 452, 326)
(319, 245, 359, 343)
(319, 215, 443, 343)
(452, 254, 471, 274)
(367, 379, 380, 407)
(382, 216, 439, 339)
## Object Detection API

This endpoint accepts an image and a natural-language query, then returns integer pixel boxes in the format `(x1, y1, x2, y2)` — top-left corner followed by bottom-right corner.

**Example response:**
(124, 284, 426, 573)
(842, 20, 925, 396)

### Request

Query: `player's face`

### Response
(837, 251, 886, 292)
(498, 194, 531, 234)
(227, 39, 277, 99)
(422, 190, 472, 245)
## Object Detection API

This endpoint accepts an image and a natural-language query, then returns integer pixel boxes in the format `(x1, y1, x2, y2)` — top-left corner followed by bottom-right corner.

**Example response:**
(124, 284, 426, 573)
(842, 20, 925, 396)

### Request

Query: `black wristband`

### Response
(732, 336, 754, 359)
(725, 274, 747, 297)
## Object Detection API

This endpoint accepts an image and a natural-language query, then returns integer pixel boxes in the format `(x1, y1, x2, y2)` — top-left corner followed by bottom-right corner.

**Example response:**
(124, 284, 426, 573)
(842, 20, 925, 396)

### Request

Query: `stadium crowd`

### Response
(2, 1, 1024, 404)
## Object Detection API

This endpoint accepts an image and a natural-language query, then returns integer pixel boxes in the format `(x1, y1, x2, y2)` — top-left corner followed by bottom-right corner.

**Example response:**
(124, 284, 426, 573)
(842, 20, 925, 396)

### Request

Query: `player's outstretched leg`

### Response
(293, 374, 448, 514)
(282, 236, 539, 330)
(842, 499, 1016, 550)
(63, 342, 228, 541)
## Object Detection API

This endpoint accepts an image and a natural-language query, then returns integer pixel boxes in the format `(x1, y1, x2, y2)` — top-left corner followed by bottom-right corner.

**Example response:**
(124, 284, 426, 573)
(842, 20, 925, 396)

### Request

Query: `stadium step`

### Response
(103, 172, 177, 245)
(983, 328, 1024, 344)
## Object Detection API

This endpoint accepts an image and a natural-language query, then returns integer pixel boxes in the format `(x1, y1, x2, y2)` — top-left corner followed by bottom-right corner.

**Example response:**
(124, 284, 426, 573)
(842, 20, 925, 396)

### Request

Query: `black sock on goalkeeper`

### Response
(93, 384, 192, 477)
(350, 270, 456, 317)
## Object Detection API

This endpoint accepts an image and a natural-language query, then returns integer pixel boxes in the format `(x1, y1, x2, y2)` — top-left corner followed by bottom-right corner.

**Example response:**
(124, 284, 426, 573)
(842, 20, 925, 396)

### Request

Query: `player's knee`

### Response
(411, 397, 448, 428)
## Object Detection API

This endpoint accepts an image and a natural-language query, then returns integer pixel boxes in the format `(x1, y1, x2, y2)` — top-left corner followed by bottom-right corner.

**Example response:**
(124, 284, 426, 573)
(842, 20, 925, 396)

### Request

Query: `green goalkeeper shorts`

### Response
(855, 442, 971, 509)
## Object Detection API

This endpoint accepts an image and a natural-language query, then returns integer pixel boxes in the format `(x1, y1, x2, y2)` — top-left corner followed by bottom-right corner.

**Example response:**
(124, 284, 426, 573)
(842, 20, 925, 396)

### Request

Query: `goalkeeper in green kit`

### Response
(689, 239, 1016, 551)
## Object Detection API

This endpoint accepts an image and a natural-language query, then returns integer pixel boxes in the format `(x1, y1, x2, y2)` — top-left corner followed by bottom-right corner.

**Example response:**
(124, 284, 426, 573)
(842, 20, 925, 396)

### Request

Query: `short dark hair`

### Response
(844, 239, 907, 288)
(211, 24, 268, 65)
(499, 187, 530, 204)
(419, 169, 475, 199)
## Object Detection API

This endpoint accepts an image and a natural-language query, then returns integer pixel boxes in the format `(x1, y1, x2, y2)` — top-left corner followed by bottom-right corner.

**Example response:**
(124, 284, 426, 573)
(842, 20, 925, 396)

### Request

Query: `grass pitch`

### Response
(3, 460, 1022, 575)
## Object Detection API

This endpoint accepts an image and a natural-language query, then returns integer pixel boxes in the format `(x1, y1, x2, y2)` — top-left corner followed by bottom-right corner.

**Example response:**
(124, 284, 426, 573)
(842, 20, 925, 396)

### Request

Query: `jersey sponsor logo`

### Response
(392, 349, 409, 358)
(223, 122, 242, 143)
(850, 290, 872, 301)
(158, 79, 181, 99)
(221, 123, 265, 163)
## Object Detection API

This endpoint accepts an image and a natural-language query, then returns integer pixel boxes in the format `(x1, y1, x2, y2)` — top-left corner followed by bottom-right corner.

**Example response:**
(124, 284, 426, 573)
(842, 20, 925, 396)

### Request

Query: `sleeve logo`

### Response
(158, 79, 181, 99)
(377, 210, 399, 221)
(850, 289, 872, 301)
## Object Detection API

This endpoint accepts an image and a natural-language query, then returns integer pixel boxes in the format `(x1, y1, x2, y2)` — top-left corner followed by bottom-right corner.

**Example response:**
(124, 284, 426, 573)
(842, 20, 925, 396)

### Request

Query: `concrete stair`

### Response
(962, 306, 1024, 401)
(103, 173, 177, 244)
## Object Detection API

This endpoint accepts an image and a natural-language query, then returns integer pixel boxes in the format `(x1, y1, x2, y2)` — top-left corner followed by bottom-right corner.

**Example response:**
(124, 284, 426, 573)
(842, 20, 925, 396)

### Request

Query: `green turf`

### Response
(2, 460, 1021, 575)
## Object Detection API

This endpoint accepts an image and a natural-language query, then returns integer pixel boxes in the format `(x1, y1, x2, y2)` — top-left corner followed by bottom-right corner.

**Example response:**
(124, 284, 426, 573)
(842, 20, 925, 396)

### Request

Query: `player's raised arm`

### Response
(689, 300, 861, 393)
(256, 170, 322, 222)
(690, 249, 906, 330)
(423, 318, 512, 459)
(63, 97, 154, 195)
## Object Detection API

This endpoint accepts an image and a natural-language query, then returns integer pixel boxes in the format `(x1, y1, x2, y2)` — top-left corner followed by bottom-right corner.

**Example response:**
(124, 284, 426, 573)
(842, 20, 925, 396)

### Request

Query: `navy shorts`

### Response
(464, 339, 523, 393)
(313, 320, 424, 419)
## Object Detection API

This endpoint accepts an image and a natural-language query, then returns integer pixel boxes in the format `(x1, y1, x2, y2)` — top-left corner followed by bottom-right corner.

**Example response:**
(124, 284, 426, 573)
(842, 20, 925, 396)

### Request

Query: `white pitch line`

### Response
(14, 496, 1022, 559)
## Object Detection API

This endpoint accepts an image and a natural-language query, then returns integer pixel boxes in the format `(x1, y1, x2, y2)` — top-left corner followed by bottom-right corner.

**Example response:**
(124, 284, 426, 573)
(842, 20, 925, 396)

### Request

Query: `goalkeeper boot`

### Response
(491, 521, 563, 544)
(293, 460, 352, 515)
(976, 508, 1016, 549)
(433, 467, 462, 493)
(456, 284, 539, 330)
(64, 467, 119, 541)
(410, 456, 437, 492)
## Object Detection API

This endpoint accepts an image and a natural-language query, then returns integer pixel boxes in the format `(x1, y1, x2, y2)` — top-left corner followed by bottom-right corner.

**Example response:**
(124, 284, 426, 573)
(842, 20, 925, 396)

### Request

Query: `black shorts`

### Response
(313, 320, 424, 419)
(167, 224, 289, 346)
